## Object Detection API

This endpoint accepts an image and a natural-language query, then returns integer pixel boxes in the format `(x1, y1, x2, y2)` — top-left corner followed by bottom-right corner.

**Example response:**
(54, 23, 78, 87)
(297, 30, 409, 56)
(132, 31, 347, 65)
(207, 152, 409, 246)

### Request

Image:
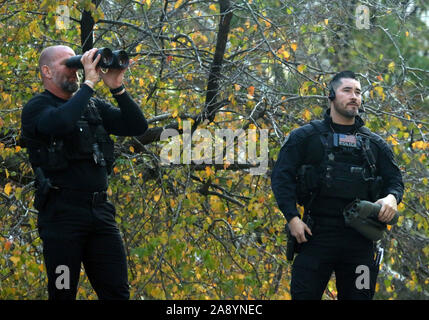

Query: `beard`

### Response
(333, 101, 359, 119)
(60, 80, 79, 93)
(53, 71, 79, 93)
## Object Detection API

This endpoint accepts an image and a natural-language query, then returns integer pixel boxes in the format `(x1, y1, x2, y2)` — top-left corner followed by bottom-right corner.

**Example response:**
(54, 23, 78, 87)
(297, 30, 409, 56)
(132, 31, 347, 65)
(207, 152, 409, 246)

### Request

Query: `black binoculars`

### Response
(65, 48, 129, 69)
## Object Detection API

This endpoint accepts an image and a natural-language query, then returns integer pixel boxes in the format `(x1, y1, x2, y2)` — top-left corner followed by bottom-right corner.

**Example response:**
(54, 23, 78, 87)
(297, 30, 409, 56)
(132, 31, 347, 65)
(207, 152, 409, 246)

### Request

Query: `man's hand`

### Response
(288, 216, 313, 244)
(100, 59, 132, 90)
(375, 194, 397, 223)
(100, 68, 126, 90)
(80, 48, 101, 84)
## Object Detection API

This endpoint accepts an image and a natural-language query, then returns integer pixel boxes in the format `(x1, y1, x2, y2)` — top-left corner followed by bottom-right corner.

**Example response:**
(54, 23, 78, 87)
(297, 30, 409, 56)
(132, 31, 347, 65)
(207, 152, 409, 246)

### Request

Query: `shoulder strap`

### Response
(280, 121, 320, 148)
(309, 120, 330, 134)
(309, 120, 331, 152)
(357, 126, 372, 136)
(356, 126, 378, 176)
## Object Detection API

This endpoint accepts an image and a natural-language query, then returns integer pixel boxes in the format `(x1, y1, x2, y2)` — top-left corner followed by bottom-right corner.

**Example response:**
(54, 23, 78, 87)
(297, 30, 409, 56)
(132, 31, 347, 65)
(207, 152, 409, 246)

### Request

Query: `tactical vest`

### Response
(23, 99, 115, 174)
(296, 120, 382, 205)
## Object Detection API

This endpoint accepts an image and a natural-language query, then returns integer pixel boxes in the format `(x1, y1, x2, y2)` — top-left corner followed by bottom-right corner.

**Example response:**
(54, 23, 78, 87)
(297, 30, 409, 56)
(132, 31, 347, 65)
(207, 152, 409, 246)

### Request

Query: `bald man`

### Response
(21, 46, 148, 300)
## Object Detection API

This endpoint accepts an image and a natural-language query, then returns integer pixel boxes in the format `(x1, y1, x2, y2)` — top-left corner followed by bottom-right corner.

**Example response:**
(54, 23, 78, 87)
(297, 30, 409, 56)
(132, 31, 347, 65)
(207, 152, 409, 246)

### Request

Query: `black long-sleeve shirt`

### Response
(271, 110, 404, 222)
(21, 84, 148, 192)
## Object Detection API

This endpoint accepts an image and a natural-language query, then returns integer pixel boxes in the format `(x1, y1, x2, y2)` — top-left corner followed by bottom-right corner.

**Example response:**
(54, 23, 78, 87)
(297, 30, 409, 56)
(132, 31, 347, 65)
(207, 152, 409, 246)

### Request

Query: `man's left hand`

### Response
(100, 65, 128, 90)
(375, 194, 397, 223)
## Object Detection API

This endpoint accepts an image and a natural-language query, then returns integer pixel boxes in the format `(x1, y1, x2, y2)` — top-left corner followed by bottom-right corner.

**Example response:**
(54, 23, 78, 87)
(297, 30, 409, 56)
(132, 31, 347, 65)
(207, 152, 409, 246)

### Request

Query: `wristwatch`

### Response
(110, 84, 125, 95)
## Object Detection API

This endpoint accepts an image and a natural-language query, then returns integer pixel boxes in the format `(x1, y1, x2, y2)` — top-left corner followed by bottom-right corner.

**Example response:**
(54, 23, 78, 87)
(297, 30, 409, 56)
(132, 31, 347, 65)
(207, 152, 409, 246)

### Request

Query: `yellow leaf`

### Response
(129, 146, 135, 153)
(172, 110, 178, 118)
(283, 292, 291, 299)
(324, 19, 329, 25)
(228, 93, 235, 104)
(174, 0, 184, 9)
(302, 109, 311, 121)
(209, 4, 217, 11)
(10, 256, 19, 265)
(205, 166, 213, 177)
(234, 84, 241, 91)
(388, 61, 395, 73)
(423, 246, 429, 257)
(154, 193, 161, 202)
(412, 141, 429, 150)
(282, 50, 290, 60)
(299, 81, 311, 96)
(4, 183, 12, 196)
(122, 175, 130, 181)
(374, 86, 385, 100)
(386, 136, 399, 146)
(291, 43, 298, 52)
(297, 64, 306, 73)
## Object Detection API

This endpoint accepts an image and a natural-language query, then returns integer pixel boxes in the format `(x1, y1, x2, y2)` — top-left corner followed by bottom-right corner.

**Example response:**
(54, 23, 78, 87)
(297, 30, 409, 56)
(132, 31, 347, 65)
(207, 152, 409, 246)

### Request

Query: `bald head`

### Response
(38, 45, 79, 97)
(39, 45, 75, 78)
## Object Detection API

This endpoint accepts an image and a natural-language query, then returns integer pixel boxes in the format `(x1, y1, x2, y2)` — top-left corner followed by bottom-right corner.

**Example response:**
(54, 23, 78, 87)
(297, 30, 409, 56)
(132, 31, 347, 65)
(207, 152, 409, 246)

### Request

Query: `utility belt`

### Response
(33, 167, 108, 211)
(309, 214, 346, 228)
(56, 188, 108, 206)
(285, 199, 399, 261)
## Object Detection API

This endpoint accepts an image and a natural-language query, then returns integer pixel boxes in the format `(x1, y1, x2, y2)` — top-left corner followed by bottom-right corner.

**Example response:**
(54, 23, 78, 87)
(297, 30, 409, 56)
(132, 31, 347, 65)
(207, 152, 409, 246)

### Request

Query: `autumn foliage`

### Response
(0, 0, 428, 299)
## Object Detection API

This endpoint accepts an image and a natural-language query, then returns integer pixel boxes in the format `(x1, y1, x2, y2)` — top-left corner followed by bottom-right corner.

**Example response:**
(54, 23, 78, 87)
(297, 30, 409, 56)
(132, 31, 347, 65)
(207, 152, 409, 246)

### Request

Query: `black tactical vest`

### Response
(296, 120, 382, 205)
(317, 128, 374, 200)
(23, 99, 115, 174)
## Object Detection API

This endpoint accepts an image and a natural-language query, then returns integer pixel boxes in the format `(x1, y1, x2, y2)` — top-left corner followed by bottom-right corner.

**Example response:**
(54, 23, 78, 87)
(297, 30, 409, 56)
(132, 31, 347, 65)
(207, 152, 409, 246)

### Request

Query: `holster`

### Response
(285, 215, 314, 262)
(34, 167, 54, 211)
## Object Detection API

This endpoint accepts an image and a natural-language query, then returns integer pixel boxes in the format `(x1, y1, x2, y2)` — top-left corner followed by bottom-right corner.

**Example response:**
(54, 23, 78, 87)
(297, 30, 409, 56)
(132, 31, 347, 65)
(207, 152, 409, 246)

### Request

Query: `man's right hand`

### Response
(288, 216, 313, 243)
(80, 48, 101, 84)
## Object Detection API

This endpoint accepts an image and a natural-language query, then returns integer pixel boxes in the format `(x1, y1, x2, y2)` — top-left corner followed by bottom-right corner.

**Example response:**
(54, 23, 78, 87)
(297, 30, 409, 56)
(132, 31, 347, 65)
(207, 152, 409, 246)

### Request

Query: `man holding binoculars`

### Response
(21, 45, 148, 299)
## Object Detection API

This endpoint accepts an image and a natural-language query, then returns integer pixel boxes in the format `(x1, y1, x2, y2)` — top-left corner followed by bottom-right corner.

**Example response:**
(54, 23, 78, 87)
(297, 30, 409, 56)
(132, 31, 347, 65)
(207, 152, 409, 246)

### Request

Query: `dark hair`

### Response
(328, 70, 358, 101)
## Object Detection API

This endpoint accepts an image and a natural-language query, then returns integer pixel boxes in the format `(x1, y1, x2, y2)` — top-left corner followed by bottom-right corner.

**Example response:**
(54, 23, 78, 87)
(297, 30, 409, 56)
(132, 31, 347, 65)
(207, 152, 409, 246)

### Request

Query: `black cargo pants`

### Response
(291, 217, 379, 300)
(37, 189, 129, 300)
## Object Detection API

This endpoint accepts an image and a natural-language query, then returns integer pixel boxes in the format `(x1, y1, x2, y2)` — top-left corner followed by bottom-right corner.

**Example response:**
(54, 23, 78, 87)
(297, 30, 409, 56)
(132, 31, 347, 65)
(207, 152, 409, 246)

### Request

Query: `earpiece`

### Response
(328, 83, 336, 101)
